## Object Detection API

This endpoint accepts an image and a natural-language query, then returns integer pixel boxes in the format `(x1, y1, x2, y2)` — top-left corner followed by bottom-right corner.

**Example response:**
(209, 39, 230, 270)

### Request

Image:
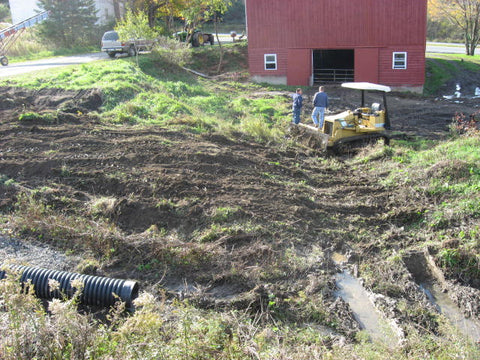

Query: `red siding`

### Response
(248, 48, 288, 74)
(247, 0, 427, 49)
(355, 48, 379, 83)
(287, 49, 311, 86)
(246, 0, 427, 87)
(379, 46, 426, 86)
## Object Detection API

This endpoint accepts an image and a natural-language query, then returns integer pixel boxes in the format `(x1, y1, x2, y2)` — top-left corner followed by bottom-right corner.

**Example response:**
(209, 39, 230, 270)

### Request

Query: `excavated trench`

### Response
(332, 252, 402, 346)
(331, 249, 480, 346)
(404, 250, 480, 342)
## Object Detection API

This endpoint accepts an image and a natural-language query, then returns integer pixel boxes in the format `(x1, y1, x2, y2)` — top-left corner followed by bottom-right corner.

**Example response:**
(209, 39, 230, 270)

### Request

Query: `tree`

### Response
(0, 0, 10, 23)
(204, 0, 232, 73)
(429, 0, 480, 55)
(222, 0, 245, 24)
(131, 0, 186, 31)
(36, 0, 99, 48)
(179, 0, 208, 39)
(115, 8, 159, 41)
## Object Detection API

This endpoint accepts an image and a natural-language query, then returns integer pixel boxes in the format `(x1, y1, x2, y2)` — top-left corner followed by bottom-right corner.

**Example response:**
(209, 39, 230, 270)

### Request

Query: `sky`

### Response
(8, 0, 40, 24)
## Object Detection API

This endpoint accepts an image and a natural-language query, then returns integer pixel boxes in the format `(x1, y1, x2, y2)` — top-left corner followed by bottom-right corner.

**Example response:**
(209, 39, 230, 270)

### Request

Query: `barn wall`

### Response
(287, 49, 312, 86)
(378, 46, 426, 86)
(247, 0, 427, 49)
(248, 48, 289, 83)
(246, 0, 427, 88)
(355, 48, 379, 83)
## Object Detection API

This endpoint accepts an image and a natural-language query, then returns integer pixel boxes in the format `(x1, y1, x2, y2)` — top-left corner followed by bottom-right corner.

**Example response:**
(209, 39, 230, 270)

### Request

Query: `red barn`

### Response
(245, 0, 428, 92)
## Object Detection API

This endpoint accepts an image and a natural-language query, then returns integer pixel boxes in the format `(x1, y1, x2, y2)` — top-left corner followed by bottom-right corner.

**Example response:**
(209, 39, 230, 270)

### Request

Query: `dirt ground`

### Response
(1, 84, 480, 342)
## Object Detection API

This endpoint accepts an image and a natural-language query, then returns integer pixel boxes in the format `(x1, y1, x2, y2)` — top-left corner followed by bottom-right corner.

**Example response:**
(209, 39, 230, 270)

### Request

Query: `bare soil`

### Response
(1, 84, 479, 341)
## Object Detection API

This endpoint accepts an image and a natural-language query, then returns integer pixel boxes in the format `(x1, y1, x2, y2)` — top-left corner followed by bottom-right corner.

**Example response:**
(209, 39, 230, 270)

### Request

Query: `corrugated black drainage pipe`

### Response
(0, 265, 139, 310)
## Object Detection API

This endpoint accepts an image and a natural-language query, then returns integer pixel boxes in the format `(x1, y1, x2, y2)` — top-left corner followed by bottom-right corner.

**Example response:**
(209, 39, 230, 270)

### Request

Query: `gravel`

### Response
(0, 236, 80, 271)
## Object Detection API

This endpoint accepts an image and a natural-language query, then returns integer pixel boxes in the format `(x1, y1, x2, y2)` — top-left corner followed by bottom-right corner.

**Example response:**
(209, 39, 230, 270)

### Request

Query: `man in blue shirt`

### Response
(292, 88, 303, 124)
(312, 86, 329, 129)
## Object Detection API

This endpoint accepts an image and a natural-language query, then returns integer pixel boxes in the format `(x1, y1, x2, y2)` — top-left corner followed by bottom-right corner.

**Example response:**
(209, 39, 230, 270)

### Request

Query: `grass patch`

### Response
(377, 133, 480, 283)
(1, 47, 289, 142)
(2, 26, 98, 63)
(10, 190, 121, 258)
(18, 111, 56, 124)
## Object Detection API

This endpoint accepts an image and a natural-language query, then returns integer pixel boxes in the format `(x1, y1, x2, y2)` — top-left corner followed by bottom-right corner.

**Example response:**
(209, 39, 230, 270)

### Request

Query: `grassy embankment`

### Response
(1, 45, 480, 359)
(3, 43, 285, 142)
(424, 52, 480, 95)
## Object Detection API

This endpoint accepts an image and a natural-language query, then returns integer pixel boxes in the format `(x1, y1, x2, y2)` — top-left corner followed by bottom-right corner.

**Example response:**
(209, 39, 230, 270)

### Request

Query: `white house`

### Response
(8, 0, 124, 25)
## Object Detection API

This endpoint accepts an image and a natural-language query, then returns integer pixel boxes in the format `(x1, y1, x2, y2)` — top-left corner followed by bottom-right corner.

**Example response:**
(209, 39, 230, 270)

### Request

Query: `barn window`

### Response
(393, 52, 407, 70)
(264, 54, 277, 70)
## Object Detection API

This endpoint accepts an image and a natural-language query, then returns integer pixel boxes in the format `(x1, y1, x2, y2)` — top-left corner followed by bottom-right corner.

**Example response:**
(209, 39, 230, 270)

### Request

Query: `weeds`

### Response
(449, 111, 480, 137)
(211, 206, 240, 223)
(88, 196, 117, 218)
(10, 191, 121, 258)
(0, 174, 16, 187)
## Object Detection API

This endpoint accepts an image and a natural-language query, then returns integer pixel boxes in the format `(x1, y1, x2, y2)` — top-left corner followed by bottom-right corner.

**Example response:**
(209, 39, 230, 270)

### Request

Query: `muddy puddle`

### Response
(405, 251, 480, 342)
(332, 253, 400, 346)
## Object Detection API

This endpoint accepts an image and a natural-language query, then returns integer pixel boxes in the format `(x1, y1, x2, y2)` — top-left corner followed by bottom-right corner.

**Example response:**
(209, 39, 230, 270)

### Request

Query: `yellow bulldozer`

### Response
(295, 82, 392, 153)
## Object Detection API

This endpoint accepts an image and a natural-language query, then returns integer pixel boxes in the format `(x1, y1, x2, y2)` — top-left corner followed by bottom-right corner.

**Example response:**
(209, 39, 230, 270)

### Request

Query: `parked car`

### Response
(101, 30, 154, 58)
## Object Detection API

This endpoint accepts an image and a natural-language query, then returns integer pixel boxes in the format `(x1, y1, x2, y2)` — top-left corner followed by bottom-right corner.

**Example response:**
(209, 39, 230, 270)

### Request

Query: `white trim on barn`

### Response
(392, 52, 408, 70)
(264, 54, 277, 70)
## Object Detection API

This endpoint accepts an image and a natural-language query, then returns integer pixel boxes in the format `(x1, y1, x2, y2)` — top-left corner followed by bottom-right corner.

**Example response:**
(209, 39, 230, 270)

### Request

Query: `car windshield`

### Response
(102, 31, 119, 41)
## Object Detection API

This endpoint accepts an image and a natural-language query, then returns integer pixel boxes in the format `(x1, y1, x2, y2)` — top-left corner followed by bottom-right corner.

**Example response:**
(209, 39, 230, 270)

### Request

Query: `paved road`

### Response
(426, 42, 466, 54)
(0, 52, 108, 78)
(0, 36, 241, 78)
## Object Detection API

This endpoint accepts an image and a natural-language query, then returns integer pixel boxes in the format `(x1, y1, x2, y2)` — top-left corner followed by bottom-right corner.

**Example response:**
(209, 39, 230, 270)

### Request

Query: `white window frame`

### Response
(392, 52, 407, 70)
(264, 54, 277, 70)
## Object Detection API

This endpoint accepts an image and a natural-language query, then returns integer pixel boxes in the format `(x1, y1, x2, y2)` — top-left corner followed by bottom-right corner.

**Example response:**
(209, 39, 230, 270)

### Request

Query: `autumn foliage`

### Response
(429, 0, 480, 55)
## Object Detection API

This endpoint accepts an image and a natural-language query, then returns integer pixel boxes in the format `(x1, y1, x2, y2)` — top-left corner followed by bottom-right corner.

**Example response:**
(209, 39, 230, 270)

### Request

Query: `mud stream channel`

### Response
(419, 281, 480, 341)
(405, 251, 480, 342)
(333, 253, 401, 346)
(333, 249, 480, 346)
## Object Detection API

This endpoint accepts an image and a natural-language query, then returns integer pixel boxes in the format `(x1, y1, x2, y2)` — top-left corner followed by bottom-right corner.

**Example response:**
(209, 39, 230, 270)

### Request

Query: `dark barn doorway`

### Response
(313, 49, 354, 84)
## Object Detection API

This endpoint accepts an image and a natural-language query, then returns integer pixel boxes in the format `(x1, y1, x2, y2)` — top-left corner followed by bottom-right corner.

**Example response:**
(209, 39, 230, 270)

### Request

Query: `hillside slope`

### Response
(1, 47, 480, 359)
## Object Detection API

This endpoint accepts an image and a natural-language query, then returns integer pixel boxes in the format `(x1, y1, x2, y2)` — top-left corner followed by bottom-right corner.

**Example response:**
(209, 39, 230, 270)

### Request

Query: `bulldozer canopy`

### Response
(341, 82, 391, 93)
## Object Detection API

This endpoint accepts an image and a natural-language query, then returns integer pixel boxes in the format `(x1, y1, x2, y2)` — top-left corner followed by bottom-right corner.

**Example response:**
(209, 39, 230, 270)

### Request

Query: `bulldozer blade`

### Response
(289, 123, 329, 150)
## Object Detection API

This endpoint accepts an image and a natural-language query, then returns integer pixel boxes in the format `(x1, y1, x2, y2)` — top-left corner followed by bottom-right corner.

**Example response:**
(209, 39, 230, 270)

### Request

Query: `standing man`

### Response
(292, 88, 303, 124)
(312, 86, 328, 129)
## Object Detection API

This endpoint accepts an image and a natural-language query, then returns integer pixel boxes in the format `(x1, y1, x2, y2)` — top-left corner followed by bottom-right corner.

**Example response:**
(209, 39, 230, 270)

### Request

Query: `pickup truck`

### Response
(101, 30, 154, 58)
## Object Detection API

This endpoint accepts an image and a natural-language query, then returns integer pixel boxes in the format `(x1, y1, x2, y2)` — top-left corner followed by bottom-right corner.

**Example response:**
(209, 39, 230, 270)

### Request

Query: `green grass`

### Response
(377, 132, 480, 281)
(428, 52, 480, 65)
(1, 47, 288, 142)
(385, 136, 480, 202)
(8, 47, 99, 63)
